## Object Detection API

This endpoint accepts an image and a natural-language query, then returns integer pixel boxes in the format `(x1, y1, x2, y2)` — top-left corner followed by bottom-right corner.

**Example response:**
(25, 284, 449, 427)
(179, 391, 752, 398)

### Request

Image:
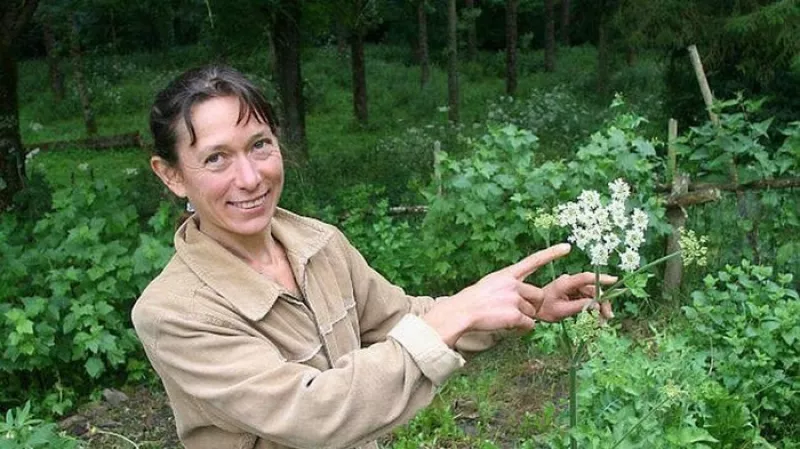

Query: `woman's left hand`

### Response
(506, 243, 616, 322)
(535, 271, 615, 322)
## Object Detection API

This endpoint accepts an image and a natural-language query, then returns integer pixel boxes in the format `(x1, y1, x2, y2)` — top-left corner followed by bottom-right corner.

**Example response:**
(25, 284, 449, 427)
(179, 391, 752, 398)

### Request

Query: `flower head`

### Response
(609, 178, 631, 202)
(679, 228, 709, 266)
(557, 179, 649, 271)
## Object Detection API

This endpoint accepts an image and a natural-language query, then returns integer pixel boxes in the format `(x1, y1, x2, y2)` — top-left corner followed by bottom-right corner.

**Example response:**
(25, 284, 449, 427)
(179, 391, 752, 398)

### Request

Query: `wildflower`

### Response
(631, 208, 648, 230)
(609, 178, 630, 202)
(679, 228, 709, 266)
(578, 190, 602, 211)
(572, 309, 605, 342)
(532, 210, 558, 230)
(78, 163, 90, 172)
(123, 168, 139, 176)
(557, 179, 648, 273)
(590, 243, 610, 266)
(625, 229, 645, 249)
(619, 247, 640, 272)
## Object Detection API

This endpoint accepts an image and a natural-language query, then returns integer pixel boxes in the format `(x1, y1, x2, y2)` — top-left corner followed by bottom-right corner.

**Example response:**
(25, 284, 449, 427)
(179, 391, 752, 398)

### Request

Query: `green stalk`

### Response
(544, 235, 557, 282)
(595, 264, 601, 303)
(600, 251, 681, 300)
(569, 360, 577, 449)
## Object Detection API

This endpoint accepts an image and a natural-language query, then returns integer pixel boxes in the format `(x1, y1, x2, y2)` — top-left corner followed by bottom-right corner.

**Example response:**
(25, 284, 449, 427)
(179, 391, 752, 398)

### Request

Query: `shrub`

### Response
(0, 178, 175, 410)
(683, 261, 800, 440)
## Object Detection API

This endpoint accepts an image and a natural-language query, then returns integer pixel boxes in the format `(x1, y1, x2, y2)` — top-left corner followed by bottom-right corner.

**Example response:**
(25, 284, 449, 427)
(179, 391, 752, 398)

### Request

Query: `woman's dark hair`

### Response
(150, 65, 279, 166)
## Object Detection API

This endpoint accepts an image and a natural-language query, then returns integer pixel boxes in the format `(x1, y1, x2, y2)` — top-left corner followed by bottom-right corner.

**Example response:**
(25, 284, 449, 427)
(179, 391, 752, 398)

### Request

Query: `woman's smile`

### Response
(229, 192, 269, 210)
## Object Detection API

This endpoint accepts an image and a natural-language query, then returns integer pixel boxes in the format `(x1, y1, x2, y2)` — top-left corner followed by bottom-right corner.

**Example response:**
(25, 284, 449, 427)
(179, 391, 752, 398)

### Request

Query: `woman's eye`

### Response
(204, 153, 227, 168)
(252, 139, 274, 157)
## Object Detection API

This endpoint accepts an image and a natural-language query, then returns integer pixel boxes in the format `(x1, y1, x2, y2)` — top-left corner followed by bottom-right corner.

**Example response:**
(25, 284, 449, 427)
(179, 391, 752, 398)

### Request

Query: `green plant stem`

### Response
(544, 236, 556, 282)
(569, 360, 577, 449)
(601, 251, 682, 298)
(594, 264, 601, 302)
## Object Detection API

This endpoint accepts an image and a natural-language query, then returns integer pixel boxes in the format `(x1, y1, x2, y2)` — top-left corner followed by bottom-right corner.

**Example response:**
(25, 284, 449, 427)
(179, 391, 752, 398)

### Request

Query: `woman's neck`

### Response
(196, 218, 278, 268)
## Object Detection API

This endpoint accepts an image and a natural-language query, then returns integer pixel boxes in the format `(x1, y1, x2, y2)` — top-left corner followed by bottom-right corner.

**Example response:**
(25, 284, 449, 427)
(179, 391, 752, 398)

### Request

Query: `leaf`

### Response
(633, 138, 656, 156)
(85, 356, 105, 378)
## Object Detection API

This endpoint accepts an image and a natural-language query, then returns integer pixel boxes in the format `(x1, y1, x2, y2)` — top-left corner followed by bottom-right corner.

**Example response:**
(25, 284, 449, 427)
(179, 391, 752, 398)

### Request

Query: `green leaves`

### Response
(682, 261, 800, 437)
(0, 402, 78, 449)
(0, 175, 178, 403)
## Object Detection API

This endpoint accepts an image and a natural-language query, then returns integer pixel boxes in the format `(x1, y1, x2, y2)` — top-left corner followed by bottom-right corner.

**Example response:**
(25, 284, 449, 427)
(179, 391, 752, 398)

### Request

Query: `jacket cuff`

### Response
(388, 314, 465, 385)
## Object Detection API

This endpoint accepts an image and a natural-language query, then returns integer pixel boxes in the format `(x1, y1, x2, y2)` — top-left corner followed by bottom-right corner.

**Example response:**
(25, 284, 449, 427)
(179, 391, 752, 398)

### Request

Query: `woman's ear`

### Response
(151, 156, 187, 198)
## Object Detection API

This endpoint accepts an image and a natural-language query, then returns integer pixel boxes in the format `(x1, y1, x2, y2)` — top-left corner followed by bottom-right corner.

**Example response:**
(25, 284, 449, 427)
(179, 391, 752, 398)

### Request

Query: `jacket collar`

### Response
(174, 208, 334, 321)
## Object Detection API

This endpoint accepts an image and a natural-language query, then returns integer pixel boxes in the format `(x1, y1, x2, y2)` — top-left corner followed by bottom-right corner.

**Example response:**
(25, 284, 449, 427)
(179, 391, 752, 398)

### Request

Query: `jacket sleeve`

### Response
(336, 230, 501, 354)
(134, 290, 463, 449)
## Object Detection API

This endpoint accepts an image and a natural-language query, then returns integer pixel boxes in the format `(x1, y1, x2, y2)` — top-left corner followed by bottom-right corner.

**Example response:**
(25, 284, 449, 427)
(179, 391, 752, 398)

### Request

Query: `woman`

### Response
(132, 65, 613, 449)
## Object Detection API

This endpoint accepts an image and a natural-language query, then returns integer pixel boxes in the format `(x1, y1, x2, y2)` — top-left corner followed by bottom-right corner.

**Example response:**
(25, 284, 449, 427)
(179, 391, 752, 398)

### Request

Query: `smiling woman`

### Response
(131, 65, 614, 449)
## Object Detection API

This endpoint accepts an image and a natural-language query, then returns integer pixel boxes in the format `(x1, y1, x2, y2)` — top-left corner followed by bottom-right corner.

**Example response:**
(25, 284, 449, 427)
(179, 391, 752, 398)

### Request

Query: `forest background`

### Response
(1, 0, 799, 448)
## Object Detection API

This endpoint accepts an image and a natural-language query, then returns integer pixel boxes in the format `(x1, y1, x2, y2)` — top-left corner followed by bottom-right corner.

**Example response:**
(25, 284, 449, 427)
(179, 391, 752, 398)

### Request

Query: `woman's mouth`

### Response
(229, 193, 268, 210)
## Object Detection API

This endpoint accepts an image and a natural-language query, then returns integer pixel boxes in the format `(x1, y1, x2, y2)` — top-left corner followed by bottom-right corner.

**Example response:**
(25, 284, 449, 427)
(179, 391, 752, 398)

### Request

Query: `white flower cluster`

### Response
(529, 209, 558, 230)
(678, 228, 709, 266)
(557, 178, 648, 271)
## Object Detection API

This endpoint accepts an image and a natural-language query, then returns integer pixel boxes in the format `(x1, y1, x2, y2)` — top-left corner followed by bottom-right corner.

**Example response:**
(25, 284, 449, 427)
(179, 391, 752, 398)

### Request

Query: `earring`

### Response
(186, 202, 195, 213)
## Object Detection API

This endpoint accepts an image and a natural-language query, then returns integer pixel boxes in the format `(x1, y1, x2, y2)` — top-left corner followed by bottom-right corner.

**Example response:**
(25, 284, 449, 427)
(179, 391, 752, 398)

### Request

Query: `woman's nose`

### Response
(234, 155, 262, 189)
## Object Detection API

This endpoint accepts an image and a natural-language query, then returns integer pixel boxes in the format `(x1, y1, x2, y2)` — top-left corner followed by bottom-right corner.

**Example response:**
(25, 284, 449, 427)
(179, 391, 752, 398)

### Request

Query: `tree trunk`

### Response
(560, 0, 571, 46)
(544, 0, 556, 72)
(0, 47, 25, 210)
(506, 0, 519, 95)
(336, 16, 348, 59)
(417, 1, 430, 87)
(70, 15, 97, 136)
(626, 46, 637, 66)
(272, 0, 308, 163)
(596, 17, 609, 96)
(465, 0, 478, 61)
(0, 0, 39, 210)
(447, 0, 459, 122)
(351, 30, 368, 125)
(42, 17, 65, 102)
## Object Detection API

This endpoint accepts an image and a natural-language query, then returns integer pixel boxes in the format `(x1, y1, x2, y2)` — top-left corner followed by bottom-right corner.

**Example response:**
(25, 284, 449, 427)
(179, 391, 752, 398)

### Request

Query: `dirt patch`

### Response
(62, 386, 180, 449)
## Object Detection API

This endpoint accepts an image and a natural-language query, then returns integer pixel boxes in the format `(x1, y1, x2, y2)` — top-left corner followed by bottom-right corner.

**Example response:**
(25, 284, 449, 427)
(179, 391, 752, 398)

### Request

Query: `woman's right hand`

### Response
(423, 244, 583, 347)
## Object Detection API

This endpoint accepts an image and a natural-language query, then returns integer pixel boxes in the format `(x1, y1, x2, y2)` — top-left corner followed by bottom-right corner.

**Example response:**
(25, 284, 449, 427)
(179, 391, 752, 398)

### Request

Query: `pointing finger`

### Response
(505, 243, 571, 280)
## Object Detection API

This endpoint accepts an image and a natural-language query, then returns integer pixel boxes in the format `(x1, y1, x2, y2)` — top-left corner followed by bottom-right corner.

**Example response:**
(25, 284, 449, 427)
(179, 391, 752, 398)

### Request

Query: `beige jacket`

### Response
(132, 209, 494, 449)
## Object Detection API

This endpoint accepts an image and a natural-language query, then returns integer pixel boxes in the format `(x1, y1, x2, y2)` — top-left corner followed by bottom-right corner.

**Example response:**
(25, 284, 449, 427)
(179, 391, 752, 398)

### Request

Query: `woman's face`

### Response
(153, 95, 284, 241)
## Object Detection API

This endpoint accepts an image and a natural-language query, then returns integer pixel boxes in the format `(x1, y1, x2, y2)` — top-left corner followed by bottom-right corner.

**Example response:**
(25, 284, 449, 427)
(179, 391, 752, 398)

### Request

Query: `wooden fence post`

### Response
(664, 119, 685, 296)
(688, 44, 759, 262)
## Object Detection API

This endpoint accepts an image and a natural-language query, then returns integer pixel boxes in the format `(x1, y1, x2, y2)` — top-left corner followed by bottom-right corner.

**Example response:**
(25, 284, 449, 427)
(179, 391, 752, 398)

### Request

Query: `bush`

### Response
(683, 261, 800, 440)
(0, 177, 175, 411)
